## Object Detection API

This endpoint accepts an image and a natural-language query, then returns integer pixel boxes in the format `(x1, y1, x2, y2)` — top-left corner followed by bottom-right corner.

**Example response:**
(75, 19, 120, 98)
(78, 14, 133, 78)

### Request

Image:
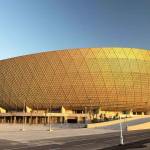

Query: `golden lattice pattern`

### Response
(0, 47, 150, 111)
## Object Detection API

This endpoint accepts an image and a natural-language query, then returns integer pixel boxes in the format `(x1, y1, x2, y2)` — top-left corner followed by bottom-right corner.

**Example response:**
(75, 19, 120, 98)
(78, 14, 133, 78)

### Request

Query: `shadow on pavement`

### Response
(99, 138, 150, 150)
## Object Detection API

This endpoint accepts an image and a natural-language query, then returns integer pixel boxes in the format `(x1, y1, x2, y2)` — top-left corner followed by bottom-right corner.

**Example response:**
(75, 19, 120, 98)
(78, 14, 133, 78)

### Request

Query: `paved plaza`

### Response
(0, 124, 149, 149)
(0, 128, 149, 150)
(0, 124, 116, 142)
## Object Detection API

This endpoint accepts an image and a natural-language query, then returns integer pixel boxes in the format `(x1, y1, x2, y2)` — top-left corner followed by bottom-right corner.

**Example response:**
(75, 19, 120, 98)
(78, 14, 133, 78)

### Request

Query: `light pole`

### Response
(21, 100, 26, 131)
(84, 106, 88, 124)
(125, 110, 129, 132)
(88, 98, 92, 122)
(119, 115, 124, 145)
(48, 103, 53, 132)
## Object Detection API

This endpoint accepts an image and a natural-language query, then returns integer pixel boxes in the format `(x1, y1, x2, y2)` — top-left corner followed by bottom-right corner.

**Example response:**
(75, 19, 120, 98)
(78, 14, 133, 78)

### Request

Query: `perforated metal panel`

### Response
(0, 48, 150, 111)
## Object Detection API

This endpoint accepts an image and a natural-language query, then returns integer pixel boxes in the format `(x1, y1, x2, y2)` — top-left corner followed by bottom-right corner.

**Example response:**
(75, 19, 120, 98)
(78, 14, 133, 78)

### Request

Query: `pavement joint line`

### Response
(30, 141, 64, 146)
(3, 147, 28, 150)
(49, 148, 61, 150)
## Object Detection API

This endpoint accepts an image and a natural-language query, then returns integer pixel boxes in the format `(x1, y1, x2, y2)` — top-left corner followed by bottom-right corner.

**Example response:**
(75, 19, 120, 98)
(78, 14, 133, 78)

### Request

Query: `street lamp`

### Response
(21, 100, 26, 131)
(84, 106, 88, 124)
(119, 115, 124, 145)
(48, 102, 53, 132)
(88, 98, 92, 122)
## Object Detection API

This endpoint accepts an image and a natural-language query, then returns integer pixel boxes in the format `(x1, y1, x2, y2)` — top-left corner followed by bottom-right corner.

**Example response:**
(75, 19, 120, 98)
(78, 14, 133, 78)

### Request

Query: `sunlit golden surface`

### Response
(0, 47, 150, 111)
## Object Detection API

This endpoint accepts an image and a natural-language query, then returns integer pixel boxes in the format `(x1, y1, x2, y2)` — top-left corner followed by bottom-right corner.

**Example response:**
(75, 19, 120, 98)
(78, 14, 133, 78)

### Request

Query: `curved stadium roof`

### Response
(0, 47, 150, 112)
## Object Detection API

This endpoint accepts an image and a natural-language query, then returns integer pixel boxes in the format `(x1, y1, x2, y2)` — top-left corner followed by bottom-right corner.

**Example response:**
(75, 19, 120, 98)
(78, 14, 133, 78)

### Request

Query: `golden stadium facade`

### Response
(0, 47, 150, 114)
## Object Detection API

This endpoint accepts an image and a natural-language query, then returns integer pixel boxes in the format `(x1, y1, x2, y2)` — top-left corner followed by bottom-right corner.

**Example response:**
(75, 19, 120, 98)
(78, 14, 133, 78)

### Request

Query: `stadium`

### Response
(0, 47, 150, 124)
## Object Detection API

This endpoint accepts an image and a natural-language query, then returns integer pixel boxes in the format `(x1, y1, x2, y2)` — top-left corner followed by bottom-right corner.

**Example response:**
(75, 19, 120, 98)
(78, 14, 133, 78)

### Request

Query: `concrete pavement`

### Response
(0, 130, 150, 150)
(0, 118, 150, 150)
(0, 124, 116, 142)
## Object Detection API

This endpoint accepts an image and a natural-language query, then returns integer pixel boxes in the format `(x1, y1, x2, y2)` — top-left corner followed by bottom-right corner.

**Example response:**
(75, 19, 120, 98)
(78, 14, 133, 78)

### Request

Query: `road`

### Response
(0, 130, 150, 150)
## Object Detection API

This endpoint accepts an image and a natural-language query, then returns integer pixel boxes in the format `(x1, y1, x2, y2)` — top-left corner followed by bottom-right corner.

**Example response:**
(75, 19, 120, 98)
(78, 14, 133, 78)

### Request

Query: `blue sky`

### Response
(0, 0, 150, 60)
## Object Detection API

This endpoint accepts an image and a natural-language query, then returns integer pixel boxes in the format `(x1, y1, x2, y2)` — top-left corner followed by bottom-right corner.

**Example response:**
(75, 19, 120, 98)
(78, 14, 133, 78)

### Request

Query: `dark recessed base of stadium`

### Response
(0, 47, 150, 124)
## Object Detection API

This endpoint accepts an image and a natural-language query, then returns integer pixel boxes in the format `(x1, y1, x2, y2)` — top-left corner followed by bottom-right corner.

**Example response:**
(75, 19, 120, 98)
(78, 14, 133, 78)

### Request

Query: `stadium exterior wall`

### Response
(0, 47, 150, 113)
